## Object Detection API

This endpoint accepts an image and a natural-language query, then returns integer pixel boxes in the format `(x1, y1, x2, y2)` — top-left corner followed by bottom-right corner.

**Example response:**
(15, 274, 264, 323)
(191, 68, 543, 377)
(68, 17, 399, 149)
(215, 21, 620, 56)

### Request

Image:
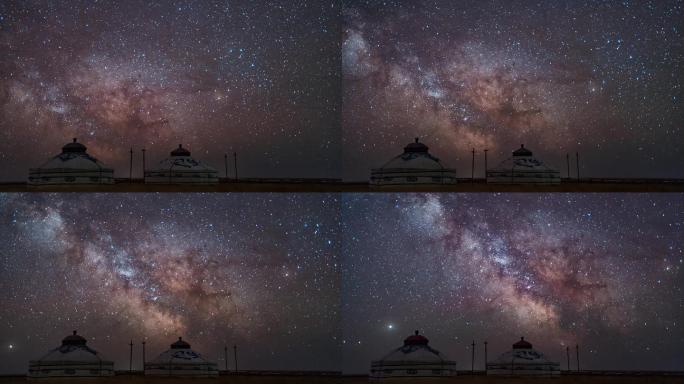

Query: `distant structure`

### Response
(28, 331, 114, 378)
(486, 337, 560, 376)
(28, 138, 114, 185)
(145, 337, 218, 377)
(371, 138, 456, 185)
(486, 145, 560, 184)
(370, 330, 456, 378)
(144, 144, 218, 184)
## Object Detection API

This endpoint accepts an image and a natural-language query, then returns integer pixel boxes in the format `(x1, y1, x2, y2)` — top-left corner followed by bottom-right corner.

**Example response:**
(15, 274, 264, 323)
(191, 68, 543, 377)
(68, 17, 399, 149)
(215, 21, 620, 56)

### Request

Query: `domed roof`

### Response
(374, 331, 454, 364)
(171, 337, 191, 349)
(33, 331, 110, 364)
(489, 144, 558, 172)
(32, 138, 112, 172)
(513, 337, 533, 349)
(62, 138, 87, 153)
(490, 337, 557, 366)
(376, 138, 452, 171)
(512, 144, 533, 157)
(148, 144, 217, 173)
(62, 330, 87, 346)
(404, 330, 429, 346)
(170, 144, 191, 157)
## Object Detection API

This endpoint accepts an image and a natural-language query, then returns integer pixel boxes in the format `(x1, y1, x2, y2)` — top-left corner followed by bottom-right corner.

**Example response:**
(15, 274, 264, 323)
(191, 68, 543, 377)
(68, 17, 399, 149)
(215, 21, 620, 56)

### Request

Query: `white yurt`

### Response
(145, 337, 218, 377)
(370, 330, 456, 378)
(144, 145, 218, 184)
(28, 331, 114, 378)
(486, 145, 560, 184)
(486, 337, 560, 376)
(28, 138, 114, 185)
(371, 138, 456, 185)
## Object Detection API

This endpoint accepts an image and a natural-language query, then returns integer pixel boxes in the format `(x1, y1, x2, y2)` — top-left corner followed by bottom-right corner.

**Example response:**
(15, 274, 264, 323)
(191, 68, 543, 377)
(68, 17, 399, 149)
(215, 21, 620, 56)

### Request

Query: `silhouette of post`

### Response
(566, 346, 570, 372)
(233, 152, 238, 181)
(576, 152, 580, 180)
(484, 341, 488, 370)
(142, 340, 146, 369)
(566, 153, 570, 179)
(484, 149, 488, 178)
(576, 344, 580, 372)
(129, 148, 133, 182)
(141, 149, 146, 177)
(471, 148, 475, 182)
(224, 345, 228, 371)
(224, 154, 228, 179)
(471, 340, 475, 372)
(129, 340, 133, 372)
(233, 345, 238, 373)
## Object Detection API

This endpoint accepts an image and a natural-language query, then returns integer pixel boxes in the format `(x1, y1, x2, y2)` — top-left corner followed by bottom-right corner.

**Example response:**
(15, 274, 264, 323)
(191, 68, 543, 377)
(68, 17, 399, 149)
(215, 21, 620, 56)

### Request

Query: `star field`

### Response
(343, 1, 683, 179)
(0, 1, 340, 180)
(0, 193, 340, 374)
(341, 193, 684, 372)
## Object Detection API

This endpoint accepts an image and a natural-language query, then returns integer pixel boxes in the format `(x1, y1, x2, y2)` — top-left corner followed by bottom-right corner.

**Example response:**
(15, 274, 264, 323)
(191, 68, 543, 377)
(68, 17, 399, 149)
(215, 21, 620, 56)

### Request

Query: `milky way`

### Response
(0, 1, 340, 180)
(0, 193, 340, 373)
(341, 194, 683, 372)
(343, 1, 683, 180)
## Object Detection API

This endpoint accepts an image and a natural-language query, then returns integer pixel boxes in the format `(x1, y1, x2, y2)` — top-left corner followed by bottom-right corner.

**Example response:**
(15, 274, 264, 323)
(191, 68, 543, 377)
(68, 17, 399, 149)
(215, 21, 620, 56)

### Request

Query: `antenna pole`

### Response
(471, 148, 475, 182)
(233, 345, 238, 373)
(576, 344, 580, 372)
(129, 148, 133, 182)
(224, 345, 228, 371)
(471, 340, 475, 372)
(566, 153, 570, 179)
(233, 152, 238, 181)
(142, 149, 146, 178)
(575, 152, 580, 180)
(566, 346, 570, 372)
(142, 340, 146, 369)
(224, 154, 228, 179)
(484, 149, 488, 178)
(129, 340, 133, 372)
(484, 341, 488, 370)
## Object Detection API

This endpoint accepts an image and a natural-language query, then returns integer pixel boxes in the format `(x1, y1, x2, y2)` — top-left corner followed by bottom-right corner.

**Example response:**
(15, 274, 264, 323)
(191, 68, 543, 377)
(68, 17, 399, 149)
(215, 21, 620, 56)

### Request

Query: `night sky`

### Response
(0, 193, 340, 374)
(343, 1, 683, 180)
(341, 194, 683, 373)
(0, 1, 340, 181)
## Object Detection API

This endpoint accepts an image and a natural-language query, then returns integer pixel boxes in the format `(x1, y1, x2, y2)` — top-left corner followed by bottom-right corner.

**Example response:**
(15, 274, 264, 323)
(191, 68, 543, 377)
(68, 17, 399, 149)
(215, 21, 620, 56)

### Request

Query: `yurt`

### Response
(371, 138, 456, 185)
(28, 139, 114, 185)
(486, 337, 560, 376)
(370, 330, 456, 378)
(145, 337, 218, 377)
(144, 145, 218, 184)
(28, 331, 114, 378)
(486, 145, 560, 184)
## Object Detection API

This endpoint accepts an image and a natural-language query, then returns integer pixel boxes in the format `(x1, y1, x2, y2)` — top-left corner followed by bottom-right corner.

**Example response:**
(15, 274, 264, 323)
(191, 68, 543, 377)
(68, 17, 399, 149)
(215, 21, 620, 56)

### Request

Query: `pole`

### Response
(142, 341, 146, 369)
(566, 153, 570, 179)
(576, 344, 580, 372)
(471, 148, 475, 182)
(129, 340, 133, 372)
(484, 341, 488, 371)
(129, 148, 133, 182)
(471, 340, 475, 372)
(576, 152, 580, 180)
(566, 346, 570, 372)
(233, 152, 238, 181)
(233, 345, 238, 373)
(484, 149, 488, 178)
(224, 154, 228, 179)
(142, 149, 146, 178)
(224, 345, 228, 371)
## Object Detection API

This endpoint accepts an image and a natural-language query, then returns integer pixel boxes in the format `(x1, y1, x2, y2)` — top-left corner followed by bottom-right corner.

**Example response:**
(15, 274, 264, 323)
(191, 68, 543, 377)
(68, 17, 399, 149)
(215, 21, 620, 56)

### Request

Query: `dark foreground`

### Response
(2, 372, 684, 384)
(1, 178, 684, 192)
